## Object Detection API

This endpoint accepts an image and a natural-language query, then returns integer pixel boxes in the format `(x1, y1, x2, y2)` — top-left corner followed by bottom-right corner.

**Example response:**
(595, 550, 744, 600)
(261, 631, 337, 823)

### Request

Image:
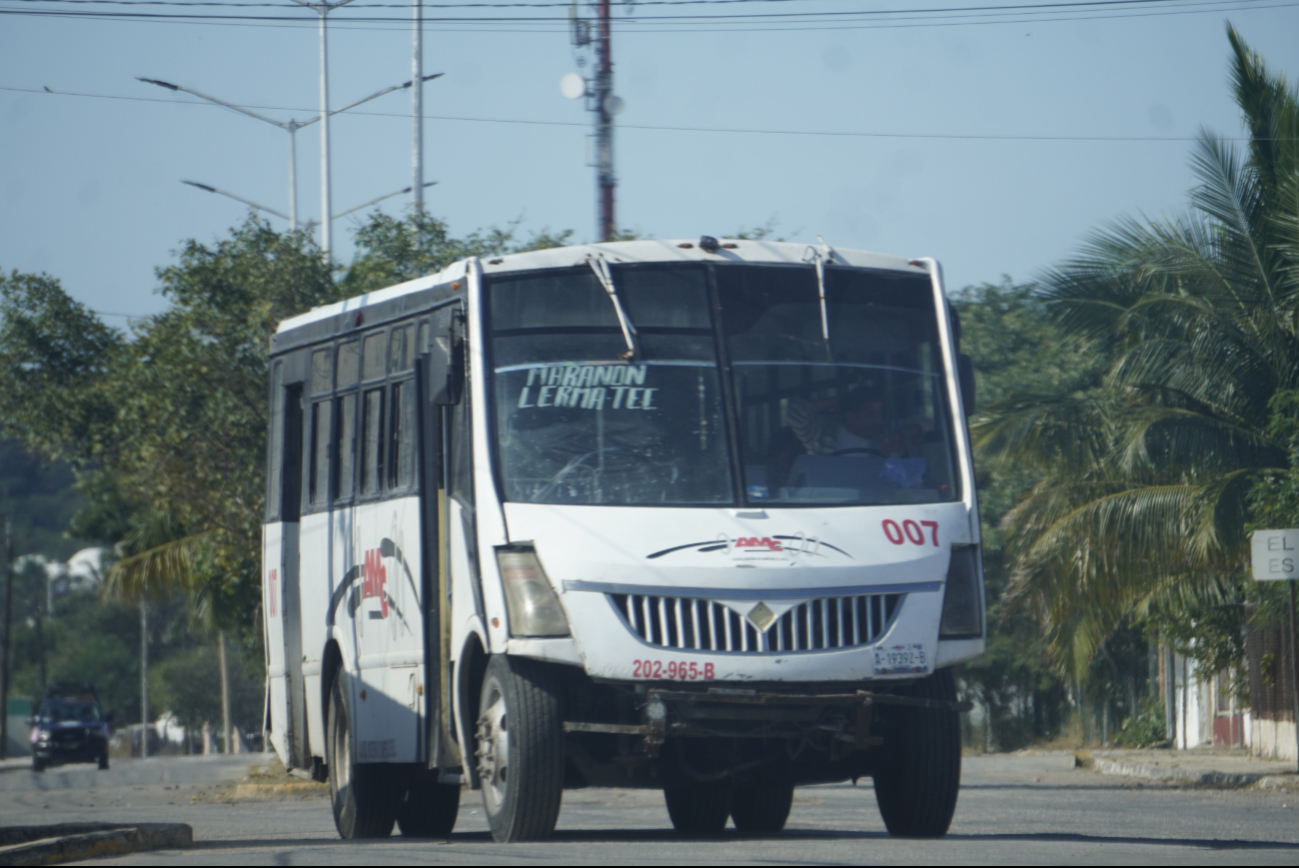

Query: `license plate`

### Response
(873, 643, 929, 676)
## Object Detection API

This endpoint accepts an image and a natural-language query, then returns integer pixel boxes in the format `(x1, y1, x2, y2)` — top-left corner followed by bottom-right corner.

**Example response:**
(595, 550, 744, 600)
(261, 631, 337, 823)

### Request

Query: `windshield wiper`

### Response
(804, 237, 835, 362)
(587, 254, 639, 360)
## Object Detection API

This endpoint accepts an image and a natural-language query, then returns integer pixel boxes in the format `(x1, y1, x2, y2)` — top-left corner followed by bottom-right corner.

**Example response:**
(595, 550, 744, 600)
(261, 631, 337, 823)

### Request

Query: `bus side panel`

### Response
(299, 510, 332, 762)
(346, 495, 426, 764)
(262, 522, 290, 764)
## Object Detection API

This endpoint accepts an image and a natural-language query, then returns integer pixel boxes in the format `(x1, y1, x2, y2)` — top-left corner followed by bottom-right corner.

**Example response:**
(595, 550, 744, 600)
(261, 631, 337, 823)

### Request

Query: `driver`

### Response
(787, 388, 892, 456)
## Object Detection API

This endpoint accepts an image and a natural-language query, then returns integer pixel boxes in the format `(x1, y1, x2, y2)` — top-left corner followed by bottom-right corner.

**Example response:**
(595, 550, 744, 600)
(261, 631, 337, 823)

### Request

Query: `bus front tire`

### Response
(397, 778, 461, 838)
(871, 667, 961, 838)
(475, 655, 564, 843)
(664, 785, 732, 835)
(730, 783, 793, 833)
(327, 670, 401, 839)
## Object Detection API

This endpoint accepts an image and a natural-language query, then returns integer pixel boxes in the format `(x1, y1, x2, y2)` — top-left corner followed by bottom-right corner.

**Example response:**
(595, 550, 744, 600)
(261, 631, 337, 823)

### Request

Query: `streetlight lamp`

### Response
(140, 74, 443, 233)
(181, 180, 292, 223)
(182, 179, 437, 226)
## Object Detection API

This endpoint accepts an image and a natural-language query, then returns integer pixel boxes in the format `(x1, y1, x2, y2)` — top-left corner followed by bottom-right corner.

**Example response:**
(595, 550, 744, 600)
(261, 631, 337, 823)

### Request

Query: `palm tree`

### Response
(103, 511, 236, 753)
(976, 24, 1299, 678)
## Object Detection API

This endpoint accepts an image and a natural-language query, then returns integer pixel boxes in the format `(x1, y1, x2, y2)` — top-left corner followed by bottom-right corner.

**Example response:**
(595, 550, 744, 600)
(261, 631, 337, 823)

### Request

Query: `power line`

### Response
(0, 0, 1255, 9)
(0, 0, 1279, 24)
(7, 84, 1292, 141)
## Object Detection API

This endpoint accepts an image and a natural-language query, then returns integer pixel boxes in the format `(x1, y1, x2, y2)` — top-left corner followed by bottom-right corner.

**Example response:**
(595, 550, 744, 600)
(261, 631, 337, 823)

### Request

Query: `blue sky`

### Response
(2, 1, 1298, 320)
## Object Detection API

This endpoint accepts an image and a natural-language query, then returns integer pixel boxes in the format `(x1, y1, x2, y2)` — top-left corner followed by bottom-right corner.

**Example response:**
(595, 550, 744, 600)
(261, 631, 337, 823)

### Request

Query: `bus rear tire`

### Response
(327, 670, 401, 839)
(397, 777, 461, 838)
(476, 655, 564, 843)
(871, 668, 961, 838)
(664, 784, 732, 835)
(730, 783, 793, 833)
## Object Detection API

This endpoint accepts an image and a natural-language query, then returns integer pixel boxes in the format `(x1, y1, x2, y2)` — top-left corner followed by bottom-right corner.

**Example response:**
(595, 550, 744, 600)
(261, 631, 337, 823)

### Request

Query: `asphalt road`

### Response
(1, 752, 1296, 864)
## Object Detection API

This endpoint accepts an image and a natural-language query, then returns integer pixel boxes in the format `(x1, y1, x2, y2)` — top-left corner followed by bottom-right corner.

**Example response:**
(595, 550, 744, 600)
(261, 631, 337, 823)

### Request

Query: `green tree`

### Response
(342, 210, 573, 295)
(977, 24, 1299, 684)
(952, 280, 1101, 747)
(150, 644, 262, 737)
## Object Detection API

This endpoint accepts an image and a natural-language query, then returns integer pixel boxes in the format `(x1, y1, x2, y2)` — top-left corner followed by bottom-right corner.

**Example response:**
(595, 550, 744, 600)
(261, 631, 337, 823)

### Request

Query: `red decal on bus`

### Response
(362, 549, 388, 618)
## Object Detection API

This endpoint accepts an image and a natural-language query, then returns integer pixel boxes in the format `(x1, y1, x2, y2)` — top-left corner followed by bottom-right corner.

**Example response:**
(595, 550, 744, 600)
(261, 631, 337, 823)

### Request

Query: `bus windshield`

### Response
(487, 262, 959, 507)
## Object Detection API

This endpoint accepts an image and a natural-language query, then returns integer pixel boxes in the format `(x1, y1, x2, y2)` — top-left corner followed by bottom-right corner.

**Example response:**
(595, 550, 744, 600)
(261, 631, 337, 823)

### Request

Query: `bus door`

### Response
(266, 360, 309, 768)
(417, 303, 464, 771)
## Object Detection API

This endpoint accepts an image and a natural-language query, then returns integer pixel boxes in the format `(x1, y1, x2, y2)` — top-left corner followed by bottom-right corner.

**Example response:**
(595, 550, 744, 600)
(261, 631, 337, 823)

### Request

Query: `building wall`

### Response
(1251, 718, 1298, 761)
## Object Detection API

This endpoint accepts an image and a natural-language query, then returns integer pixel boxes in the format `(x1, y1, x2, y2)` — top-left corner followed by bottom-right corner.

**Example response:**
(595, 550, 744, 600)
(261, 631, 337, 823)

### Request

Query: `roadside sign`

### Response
(1250, 529, 1299, 581)
(1250, 529, 1299, 774)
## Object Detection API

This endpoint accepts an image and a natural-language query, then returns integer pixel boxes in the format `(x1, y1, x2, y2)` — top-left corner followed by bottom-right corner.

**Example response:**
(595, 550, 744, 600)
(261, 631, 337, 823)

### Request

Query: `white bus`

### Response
(262, 238, 983, 842)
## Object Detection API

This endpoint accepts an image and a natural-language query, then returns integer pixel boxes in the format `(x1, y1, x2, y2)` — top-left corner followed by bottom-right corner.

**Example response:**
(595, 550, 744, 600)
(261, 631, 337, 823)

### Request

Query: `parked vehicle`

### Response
(262, 239, 983, 842)
(29, 683, 110, 772)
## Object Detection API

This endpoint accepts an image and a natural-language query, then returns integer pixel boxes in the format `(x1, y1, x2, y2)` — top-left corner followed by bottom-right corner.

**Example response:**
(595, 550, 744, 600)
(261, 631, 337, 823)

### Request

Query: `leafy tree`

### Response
(952, 280, 1101, 747)
(150, 644, 263, 736)
(0, 439, 89, 561)
(342, 210, 573, 295)
(976, 24, 1299, 683)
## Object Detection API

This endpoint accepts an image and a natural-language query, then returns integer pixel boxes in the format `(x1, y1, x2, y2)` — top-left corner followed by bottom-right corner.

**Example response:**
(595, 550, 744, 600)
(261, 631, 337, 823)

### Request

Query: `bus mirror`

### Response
(957, 353, 975, 415)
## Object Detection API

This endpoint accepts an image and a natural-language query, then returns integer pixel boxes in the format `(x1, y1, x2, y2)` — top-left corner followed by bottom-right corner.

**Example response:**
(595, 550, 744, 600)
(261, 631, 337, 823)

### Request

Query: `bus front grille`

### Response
(608, 592, 903, 654)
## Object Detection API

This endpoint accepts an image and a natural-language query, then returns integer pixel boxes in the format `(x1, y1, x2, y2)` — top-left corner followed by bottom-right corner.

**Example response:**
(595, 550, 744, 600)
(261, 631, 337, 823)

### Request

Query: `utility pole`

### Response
(412, 0, 424, 213)
(595, 0, 614, 241)
(1163, 645, 1175, 745)
(0, 516, 12, 760)
(140, 601, 149, 758)
(219, 631, 232, 754)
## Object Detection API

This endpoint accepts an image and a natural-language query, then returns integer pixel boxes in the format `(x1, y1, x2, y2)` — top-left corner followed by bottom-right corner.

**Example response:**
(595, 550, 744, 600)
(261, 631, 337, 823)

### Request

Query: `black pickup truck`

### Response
(29, 683, 111, 772)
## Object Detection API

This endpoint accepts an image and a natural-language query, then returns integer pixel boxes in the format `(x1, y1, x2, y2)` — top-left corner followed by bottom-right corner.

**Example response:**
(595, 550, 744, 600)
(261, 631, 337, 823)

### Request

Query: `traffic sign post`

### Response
(1250, 529, 1299, 772)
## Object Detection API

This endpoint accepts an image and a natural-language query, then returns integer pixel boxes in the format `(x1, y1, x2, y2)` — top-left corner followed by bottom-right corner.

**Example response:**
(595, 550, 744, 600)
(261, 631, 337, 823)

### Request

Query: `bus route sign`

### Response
(1250, 529, 1299, 581)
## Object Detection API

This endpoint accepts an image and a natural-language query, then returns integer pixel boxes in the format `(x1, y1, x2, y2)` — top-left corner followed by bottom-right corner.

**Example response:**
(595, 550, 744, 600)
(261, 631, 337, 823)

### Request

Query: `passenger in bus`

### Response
(786, 388, 896, 457)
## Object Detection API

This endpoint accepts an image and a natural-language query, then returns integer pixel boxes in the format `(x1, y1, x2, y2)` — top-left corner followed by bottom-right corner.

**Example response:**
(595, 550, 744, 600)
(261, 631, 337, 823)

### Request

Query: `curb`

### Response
(1090, 757, 1296, 788)
(1093, 757, 1260, 786)
(0, 823, 192, 866)
(233, 781, 328, 799)
(1258, 775, 1299, 792)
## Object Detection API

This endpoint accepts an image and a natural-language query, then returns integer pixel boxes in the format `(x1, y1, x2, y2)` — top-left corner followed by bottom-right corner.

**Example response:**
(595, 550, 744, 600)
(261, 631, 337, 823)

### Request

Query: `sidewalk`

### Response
(1084, 747, 1299, 789)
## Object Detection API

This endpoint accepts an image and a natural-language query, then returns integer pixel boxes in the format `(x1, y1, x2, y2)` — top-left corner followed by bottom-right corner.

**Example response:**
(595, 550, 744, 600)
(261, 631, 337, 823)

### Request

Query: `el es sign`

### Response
(1250, 529, 1299, 581)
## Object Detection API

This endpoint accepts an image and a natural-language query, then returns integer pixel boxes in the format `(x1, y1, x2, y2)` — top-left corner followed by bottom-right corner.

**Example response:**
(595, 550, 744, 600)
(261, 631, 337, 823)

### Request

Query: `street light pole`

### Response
(317, 5, 333, 256)
(412, 0, 424, 213)
(143, 73, 442, 235)
(287, 0, 360, 261)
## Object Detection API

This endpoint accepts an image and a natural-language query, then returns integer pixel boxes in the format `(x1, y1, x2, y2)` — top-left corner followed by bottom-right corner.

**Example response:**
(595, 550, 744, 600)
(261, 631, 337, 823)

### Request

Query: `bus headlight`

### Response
(939, 546, 983, 638)
(496, 547, 571, 637)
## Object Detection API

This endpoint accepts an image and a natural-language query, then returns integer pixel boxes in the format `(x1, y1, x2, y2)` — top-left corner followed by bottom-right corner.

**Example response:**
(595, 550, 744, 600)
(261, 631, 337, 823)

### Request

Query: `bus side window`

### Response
(449, 382, 473, 507)
(361, 388, 385, 496)
(362, 331, 386, 382)
(335, 393, 358, 501)
(310, 400, 332, 505)
(266, 361, 284, 520)
(389, 325, 413, 374)
(388, 380, 416, 490)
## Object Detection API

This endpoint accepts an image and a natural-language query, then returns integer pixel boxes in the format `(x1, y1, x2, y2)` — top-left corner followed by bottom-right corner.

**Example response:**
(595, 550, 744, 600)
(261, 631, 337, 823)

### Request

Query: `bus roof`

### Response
(275, 239, 933, 336)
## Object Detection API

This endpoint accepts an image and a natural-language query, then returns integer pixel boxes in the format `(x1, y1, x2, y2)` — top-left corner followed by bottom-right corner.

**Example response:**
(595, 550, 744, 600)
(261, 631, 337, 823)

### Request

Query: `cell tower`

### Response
(562, 1, 626, 242)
